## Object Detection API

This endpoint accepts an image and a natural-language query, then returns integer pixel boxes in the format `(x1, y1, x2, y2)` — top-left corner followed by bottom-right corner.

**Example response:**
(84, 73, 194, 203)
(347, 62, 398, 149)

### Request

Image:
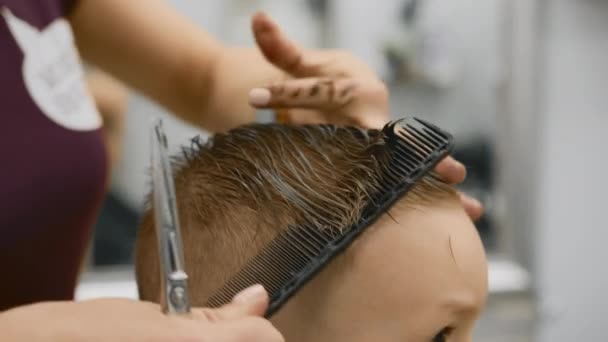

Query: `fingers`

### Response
(186, 285, 283, 342)
(435, 157, 483, 220)
(192, 285, 285, 342)
(249, 77, 356, 110)
(201, 317, 285, 342)
(252, 12, 316, 77)
(459, 192, 484, 222)
(434, 156, 466, 184)
(191, 285, 268, 323)
(249, 78, 388, 129)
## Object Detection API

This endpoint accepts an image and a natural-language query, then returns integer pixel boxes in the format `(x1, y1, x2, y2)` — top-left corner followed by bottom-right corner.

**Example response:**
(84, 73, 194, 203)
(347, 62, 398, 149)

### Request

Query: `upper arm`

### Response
(69, 0, 223, 122)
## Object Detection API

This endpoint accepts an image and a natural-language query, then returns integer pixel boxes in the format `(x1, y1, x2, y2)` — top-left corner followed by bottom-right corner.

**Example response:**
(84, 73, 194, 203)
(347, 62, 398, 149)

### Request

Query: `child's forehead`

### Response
(339, 203, 487, 317)
(268, 200, 487, 341)
(275, 203, 487, 341)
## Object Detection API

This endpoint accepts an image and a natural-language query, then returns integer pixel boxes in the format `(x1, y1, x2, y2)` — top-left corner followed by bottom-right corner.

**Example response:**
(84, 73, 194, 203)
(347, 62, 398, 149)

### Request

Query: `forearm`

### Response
(70, 0, 281, 132)
(203, 46, 282, 131)
(70, 0, 218, 129)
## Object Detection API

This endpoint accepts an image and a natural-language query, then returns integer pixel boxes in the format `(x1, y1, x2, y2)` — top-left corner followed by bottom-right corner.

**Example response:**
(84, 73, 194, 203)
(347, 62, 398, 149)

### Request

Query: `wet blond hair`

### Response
(135, 123, 457, 304)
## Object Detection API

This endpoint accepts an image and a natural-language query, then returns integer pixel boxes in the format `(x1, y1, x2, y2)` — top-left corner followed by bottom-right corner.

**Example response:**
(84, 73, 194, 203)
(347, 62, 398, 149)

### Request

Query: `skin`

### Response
(69, 1, 388, 131)
(271, 199, 488, 342)
(1, 0, 481, 338)
(86, 70, 128, 174)
(0, 285, 284, 342)
(68, 1, 481, 218)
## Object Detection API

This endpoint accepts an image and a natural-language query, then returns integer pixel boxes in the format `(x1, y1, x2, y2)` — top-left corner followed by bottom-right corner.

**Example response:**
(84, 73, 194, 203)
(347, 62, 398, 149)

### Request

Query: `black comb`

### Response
(205, 117, 454, 317)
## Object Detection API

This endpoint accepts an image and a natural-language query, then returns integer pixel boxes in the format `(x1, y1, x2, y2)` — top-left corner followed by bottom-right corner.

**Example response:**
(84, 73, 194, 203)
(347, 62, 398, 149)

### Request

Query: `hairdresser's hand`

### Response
(248, 12, 389, 129)
(435, 156, 484, 221)
(0, 285, 283, 342)
(246, 12, 482, 221)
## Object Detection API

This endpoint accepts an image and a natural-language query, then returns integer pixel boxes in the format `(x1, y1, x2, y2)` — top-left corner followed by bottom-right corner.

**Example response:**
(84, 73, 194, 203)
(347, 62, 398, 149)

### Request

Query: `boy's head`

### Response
(136, 123, 488, 341)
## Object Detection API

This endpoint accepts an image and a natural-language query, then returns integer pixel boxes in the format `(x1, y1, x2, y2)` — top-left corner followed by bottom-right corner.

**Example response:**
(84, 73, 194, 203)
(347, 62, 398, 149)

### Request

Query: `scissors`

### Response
(150, 118, 191, 316)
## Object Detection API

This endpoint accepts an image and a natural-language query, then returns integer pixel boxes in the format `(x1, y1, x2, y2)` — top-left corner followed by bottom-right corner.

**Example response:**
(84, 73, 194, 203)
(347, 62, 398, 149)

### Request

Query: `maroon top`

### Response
(0, 0, 108, 310)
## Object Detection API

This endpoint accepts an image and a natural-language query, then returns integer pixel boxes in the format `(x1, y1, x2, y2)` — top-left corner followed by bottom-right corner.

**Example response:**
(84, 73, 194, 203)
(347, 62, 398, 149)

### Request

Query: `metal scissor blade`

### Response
(151, 118, 191, 315)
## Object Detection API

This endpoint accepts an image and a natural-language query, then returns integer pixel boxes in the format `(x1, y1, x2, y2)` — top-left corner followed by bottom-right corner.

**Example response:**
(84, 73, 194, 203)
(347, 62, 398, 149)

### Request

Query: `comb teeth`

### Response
(206, 224, 333, 309)
(205, 117, 453, 317)
(378, 118, 452, 191)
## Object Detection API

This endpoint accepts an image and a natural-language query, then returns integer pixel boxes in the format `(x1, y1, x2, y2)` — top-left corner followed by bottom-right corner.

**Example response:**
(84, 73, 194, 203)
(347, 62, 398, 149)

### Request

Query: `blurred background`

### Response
(78, 0, 608, 341)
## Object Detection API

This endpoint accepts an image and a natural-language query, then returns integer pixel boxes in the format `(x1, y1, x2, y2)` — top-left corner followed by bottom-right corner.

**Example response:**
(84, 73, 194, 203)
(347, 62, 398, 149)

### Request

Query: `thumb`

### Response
(252, 12, 316, 77)
(191, 285, 269, 322)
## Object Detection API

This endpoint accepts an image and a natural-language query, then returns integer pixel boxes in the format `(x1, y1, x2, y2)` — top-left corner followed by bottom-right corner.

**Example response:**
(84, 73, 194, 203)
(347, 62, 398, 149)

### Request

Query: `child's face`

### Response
(271, 201, 488, 342)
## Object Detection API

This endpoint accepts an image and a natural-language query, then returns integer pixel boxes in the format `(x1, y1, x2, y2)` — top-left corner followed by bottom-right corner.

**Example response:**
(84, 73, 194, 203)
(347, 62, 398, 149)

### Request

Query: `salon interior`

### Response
(78, 0, 607, 341)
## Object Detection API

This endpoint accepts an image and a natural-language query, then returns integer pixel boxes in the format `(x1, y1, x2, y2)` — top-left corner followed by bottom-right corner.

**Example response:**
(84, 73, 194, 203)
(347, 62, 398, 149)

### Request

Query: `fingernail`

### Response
(232, 284, 266, 304)
(450, 159, 467, 178)
(451, 159, 465, 171)
(461, 193, 482, 210)
(469, 196, 482, 209)
(249, 88, 272, 106)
